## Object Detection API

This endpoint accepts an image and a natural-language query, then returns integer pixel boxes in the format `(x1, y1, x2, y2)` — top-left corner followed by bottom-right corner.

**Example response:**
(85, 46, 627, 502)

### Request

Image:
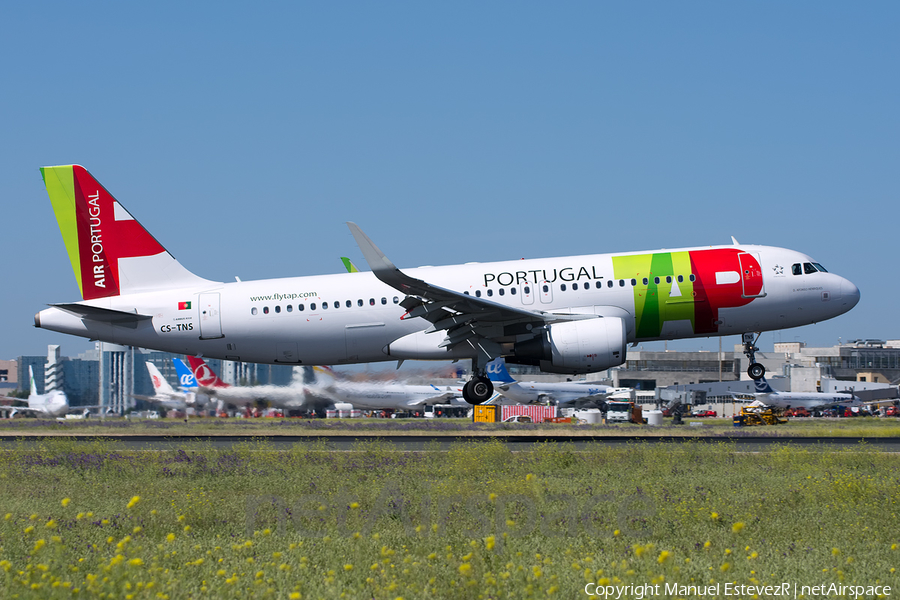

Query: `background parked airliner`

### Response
(485, 358, 631, 407)
(736, 376, 860, 411)
(186, 356, 319, 411)
(35, 165, 860, 404)
(310, 367, 463, 411)
(134, 360, 202, 411)
(1, 366, 71, 417)
(188, 356, 460, 413)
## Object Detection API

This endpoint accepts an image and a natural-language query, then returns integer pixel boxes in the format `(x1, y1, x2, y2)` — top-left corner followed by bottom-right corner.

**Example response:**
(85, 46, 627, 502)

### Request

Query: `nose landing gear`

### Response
(742, 332, 766, 380)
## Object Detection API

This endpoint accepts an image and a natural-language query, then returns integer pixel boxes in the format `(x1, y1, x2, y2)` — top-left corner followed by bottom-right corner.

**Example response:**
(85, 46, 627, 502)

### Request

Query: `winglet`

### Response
(731, 236, 740, 245)
(341, 257, 360, 273)
(347, 222, 421, 293)
(346, 222, 399, 274)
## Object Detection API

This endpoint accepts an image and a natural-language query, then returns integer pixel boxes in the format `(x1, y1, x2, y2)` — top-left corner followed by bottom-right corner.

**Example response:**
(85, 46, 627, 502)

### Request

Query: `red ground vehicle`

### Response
(785, 407, 811, 417)
(691, 409, 717, 418)
(885, 406, 899, 417)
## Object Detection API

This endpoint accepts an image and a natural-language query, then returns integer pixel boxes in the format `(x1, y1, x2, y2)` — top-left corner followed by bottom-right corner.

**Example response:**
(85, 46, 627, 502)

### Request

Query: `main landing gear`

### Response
(742, 332, 766, 380)
(462, 375, 493, 405)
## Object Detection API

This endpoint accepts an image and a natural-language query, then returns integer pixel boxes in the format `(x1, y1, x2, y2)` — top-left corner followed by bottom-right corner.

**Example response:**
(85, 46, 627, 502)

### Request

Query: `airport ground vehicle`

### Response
(733, 406, 787, 426)
(473, 404, 557, 423)
(605, 400, 644, 423)
(502, 415, 533, 423)
(691, 409, 718, 418)
(784, 407, 811, 417)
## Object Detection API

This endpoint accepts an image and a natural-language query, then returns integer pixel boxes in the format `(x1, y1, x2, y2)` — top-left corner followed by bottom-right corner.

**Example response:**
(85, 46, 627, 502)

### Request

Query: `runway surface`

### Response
(1, 435, 898, 451)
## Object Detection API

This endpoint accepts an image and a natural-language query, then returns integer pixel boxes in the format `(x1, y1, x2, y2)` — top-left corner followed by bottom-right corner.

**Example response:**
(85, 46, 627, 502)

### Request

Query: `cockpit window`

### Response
(803, 262, 817, 275)
(792, 264, 802, 276)
(812, 262, 828, 273)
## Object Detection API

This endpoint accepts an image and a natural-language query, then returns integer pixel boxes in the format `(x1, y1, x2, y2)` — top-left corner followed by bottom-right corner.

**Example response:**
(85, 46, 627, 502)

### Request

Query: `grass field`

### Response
(2, 416, 900, 438)
(0, 437, 898, 599)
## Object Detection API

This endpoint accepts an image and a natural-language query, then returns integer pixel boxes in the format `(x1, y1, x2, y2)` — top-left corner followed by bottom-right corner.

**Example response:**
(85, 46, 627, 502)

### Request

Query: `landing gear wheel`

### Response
(463, 377, 494, 405)
(748, 363, 766, 380)
(741, 332, 764, 380)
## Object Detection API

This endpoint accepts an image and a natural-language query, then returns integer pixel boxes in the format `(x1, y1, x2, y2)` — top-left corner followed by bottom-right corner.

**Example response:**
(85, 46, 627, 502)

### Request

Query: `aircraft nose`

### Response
(840, 278, 860, 309)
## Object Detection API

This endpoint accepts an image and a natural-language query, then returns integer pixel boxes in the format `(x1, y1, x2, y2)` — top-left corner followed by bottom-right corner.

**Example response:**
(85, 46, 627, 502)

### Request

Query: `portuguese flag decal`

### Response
(178, 301, 192, 310)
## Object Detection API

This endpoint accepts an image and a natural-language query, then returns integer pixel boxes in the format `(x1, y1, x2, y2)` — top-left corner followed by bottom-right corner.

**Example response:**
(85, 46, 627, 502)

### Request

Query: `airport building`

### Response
(10, 344, 294, 413)
(606, 340, 900, 392)
(0, 359, 17, 397)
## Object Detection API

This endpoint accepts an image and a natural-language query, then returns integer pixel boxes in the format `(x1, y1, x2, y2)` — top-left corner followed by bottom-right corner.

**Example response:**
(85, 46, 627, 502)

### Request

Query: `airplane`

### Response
(733, 375, 861, 411)
(35, 165, 860, 405)
(485, 357, 630, 407)
(309, 366, 464, 411)
(186, 355, 320, 412)
(132, 360, 202, 411)
(188, 356, 460, 413)
(0, 366, 70, 418)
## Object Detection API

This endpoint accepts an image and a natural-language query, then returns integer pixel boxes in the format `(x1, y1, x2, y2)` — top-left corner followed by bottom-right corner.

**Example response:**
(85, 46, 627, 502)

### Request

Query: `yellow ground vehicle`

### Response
(734, 405, 787, 426)
(473, 405, 499, 423)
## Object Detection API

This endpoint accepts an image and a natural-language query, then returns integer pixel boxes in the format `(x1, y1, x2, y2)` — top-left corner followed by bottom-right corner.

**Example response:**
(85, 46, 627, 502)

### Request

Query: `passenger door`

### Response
(738, 253, 766, 298)
(198, 293, 224, 339)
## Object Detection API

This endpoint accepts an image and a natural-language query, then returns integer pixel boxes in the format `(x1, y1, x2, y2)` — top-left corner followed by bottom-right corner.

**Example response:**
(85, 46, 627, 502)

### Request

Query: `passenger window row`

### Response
(251, 296, 400, 316)
(463, 275, 698, 297)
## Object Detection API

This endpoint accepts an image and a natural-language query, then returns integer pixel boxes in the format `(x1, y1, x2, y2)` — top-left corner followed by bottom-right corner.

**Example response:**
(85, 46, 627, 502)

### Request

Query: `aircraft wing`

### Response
(348, 223, 595, 359)
(401, 390, 459, 407)
(0, 403, 49, 416)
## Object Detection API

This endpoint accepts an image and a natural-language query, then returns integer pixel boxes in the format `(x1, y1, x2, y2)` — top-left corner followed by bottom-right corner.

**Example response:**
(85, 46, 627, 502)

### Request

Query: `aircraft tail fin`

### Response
(485, 358, 515, 384)
(40, 165, 213, 300)
(311, 366, 336, 385)
(753, 376, 776, 394)
(28, 366, 38, 398)
(146, 362, 177, 396)
(186, 356, 230, 388)
(173, 358, 198, 389)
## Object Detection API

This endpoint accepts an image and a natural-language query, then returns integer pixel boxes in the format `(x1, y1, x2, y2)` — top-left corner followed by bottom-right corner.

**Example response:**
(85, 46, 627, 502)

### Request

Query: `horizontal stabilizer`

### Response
(50, 303, 152, 329)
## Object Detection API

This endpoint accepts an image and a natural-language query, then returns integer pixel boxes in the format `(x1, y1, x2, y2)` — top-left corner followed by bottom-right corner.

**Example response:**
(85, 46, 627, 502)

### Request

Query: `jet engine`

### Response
(512, 317, 627, 374)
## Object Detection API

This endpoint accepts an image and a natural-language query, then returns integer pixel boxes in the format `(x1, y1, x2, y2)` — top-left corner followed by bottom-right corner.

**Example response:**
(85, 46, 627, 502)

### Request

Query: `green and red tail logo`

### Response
(41, 165, 166, 300)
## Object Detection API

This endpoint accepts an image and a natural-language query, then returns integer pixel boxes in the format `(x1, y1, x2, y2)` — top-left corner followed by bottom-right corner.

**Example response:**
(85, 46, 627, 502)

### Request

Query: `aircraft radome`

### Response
(35, 165, 860, 404)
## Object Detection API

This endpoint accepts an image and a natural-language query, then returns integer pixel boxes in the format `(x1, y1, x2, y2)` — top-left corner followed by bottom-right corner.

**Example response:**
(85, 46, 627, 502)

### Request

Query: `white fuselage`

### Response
(326, 381, 462, 410)
(755, 391, 858, 410)
(495, 381, 620, 405)
(36, 244, 859, 369)
(21, 391, 69, 418)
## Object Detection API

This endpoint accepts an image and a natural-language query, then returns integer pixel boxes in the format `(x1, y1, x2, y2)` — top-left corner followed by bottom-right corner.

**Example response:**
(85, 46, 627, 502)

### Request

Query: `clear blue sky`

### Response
(1, 2, 896, 361)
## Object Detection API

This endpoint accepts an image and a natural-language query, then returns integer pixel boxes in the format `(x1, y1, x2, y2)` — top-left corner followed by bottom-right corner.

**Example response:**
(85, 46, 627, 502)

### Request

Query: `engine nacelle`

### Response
(385, 330, 483, 360)
(513, 317, 627, 374)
